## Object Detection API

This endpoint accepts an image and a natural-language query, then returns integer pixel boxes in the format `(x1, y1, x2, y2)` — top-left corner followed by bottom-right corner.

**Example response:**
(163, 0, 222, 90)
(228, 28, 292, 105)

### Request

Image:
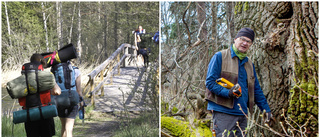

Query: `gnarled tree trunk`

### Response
(234, 2, 318, 136)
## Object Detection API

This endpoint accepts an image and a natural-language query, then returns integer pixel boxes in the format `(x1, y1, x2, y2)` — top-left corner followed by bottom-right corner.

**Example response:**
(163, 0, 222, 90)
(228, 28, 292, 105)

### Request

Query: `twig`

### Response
(182, 2, 192, 45)
(185, 84, 196, 114)
(197, 19, 206, 40)
(237, 104, 287, 137)
(296, 85, 318, 99)
(280, 122, 289, 135)
(236, 121, 246, 137)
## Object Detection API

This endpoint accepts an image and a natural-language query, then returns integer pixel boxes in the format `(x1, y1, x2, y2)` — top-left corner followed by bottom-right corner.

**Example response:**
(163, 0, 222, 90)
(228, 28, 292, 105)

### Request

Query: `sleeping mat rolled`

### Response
(13, 105, 58, 124)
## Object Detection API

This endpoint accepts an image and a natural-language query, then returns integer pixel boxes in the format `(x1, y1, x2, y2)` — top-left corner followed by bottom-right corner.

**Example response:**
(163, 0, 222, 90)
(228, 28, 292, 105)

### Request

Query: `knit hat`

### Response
(235, 28, 255, 42)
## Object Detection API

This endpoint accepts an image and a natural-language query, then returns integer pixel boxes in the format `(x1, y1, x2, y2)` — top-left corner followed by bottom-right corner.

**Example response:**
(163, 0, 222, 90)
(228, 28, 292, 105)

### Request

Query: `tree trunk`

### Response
(4, 2, 12, 47)
(41, 2, 49, 52)
(196, 2, 207, 41)
(114, 2, 118, 50)
(210, 2, 217, 64)
(234, 2, 318, 136)
(77, 2, 82, 63)
(56, 2, 62, 49)
(68, 4, 76, 44)
(102, 2, 108, 58)
(226, 2, 235, 45)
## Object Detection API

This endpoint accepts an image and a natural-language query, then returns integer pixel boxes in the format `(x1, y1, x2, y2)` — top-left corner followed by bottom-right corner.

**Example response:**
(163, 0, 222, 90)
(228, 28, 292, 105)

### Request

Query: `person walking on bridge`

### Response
(206, 27, 272, 136)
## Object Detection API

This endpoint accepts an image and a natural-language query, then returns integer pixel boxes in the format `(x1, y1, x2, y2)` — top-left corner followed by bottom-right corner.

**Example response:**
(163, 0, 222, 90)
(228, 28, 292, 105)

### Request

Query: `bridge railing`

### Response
(83, 43, 137, 106)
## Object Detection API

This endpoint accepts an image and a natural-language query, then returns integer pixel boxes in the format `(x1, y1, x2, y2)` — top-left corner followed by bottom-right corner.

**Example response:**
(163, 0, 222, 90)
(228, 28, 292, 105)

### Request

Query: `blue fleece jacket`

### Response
(206, 47, 271, 115)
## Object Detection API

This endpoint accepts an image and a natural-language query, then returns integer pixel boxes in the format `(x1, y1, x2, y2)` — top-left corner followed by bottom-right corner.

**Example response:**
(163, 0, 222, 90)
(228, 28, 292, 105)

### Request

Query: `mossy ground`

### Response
(161, 116, 212, 137)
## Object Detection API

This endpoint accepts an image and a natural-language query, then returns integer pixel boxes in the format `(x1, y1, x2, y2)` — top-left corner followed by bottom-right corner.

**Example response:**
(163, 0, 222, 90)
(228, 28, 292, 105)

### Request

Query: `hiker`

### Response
(206, 28, 272, 136)
(23, 54, 61, 137)
(51, 60, 83, 137)
(133, 25, 149, 67)
(134, 25, 146, 49)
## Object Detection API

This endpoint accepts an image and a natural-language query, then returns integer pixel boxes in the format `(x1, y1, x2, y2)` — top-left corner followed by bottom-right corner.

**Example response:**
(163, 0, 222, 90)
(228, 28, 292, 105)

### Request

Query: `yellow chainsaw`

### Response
(216, 78, 242, 98)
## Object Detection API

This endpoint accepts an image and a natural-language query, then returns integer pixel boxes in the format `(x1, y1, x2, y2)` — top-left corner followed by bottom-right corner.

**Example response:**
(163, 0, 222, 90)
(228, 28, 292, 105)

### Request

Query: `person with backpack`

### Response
(22, 54, 61, 137)
(133, 25, 147, 67)
(134, 25, 146, 48)
(205, 28, 273, 136)
(51, 60, 83, 137)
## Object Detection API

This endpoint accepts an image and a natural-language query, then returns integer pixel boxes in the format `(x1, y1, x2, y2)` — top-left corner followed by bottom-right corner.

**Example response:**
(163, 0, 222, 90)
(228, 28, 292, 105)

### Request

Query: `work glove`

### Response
(228, 84, 242, 98)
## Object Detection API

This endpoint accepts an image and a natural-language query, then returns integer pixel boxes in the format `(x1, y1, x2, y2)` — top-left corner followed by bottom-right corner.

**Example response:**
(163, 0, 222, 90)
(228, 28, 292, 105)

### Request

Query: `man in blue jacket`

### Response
(206, 28, 272, 136)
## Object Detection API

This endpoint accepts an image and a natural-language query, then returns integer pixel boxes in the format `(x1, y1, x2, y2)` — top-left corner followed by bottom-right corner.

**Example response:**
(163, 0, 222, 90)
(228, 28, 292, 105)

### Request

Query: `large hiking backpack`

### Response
(12, 62, 58, 124)
(51, 61, 79, 109)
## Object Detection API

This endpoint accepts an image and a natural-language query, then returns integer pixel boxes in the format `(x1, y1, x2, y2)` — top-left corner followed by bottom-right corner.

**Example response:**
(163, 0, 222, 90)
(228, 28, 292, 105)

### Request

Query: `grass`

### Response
(1, 115, 62, 137)
(113, 112, 159, 137)
(2, 115, 26, 137)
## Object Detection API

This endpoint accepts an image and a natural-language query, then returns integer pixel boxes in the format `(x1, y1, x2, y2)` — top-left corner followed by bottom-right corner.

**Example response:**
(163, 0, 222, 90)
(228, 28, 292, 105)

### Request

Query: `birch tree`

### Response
(56, 1, 62, 49)
(4, 2, 12, 47)
(77, 2, 82, 63)
(41, 2, 49, 52)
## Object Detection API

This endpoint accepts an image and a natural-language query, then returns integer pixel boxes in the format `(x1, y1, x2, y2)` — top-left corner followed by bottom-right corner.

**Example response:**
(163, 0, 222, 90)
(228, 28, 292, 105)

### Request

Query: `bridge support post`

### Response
(117, 54, 120, 75)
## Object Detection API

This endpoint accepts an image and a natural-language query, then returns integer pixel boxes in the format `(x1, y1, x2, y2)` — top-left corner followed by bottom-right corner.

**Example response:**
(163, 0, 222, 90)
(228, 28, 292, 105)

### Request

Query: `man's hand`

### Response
(264, 112, 273, 125)
(228, 84, 242, 98)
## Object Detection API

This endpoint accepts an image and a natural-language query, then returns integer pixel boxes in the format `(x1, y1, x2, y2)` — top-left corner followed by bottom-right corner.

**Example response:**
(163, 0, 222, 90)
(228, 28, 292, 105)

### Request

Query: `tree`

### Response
(77, 2, 82, 64)
(161, 1, 318, 137)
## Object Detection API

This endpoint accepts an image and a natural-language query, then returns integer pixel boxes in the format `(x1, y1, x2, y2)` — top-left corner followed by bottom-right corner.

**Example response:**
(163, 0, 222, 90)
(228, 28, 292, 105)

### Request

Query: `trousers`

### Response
(212, 111, 247, 137)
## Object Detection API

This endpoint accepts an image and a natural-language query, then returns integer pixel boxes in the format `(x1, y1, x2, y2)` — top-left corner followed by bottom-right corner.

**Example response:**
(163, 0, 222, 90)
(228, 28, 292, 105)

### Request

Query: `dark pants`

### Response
(139, 48, 150, 67)
(25, 118, 55, 137)
(212, 111, 247, 137)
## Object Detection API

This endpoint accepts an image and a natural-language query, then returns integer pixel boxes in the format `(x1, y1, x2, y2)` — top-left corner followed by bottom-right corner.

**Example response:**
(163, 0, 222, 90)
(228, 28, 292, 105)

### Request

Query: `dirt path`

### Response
(73, 111, 121, 137)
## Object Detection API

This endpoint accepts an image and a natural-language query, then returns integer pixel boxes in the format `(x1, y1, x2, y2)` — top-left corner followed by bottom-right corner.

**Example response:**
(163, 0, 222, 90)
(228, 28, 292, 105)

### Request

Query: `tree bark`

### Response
(41, 2, 49, 52)
(226, 2, 235, 45)
(56, 1, 62, 49)
(114, 2, 119, 50)
(68, 4, 76, 44)
(4, 2, 12, 47)
(196, 2, 207, 41)
(77, 2, 82, 63)
(234, 2, 318, 136)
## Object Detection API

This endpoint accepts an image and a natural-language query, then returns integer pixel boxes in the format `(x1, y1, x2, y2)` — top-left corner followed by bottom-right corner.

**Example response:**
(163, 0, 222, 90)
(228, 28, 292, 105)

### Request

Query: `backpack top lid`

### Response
(22, 62, 44, 74)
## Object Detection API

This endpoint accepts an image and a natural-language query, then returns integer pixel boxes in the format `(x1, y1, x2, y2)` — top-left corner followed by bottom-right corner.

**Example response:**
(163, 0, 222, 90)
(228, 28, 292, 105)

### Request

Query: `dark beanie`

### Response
(235, 27, 255, 42)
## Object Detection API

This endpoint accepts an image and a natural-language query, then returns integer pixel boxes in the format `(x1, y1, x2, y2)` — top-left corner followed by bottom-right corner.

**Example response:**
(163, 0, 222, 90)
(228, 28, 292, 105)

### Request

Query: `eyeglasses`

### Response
(239, 37, 252, 44)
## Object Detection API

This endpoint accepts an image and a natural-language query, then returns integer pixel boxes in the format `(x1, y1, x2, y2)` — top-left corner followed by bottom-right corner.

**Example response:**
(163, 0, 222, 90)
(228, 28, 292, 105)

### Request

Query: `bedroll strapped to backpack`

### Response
(12, 62, 58, 124)
(50, 61, 79, 109)
(41, 43, 77, 68)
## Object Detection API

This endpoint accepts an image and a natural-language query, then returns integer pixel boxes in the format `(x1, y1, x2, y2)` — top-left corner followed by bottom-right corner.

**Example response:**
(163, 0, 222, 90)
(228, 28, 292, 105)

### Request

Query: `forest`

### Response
(2, 2, 159, 70)
(2, 2, 159, 137)
(161, 2, 318, 137)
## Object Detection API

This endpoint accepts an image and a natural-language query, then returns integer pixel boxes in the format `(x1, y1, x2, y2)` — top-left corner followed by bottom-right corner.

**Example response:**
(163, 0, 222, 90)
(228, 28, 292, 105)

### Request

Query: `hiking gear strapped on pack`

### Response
(51, 61, 79, 109)
(216, 78, 242, 98)
(12, 62, 57, 124)
(54, 89, 79, 109)
(13, 105, 58, 124)
(41, 44, 77, 68)
(6, 71, 55, 99)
